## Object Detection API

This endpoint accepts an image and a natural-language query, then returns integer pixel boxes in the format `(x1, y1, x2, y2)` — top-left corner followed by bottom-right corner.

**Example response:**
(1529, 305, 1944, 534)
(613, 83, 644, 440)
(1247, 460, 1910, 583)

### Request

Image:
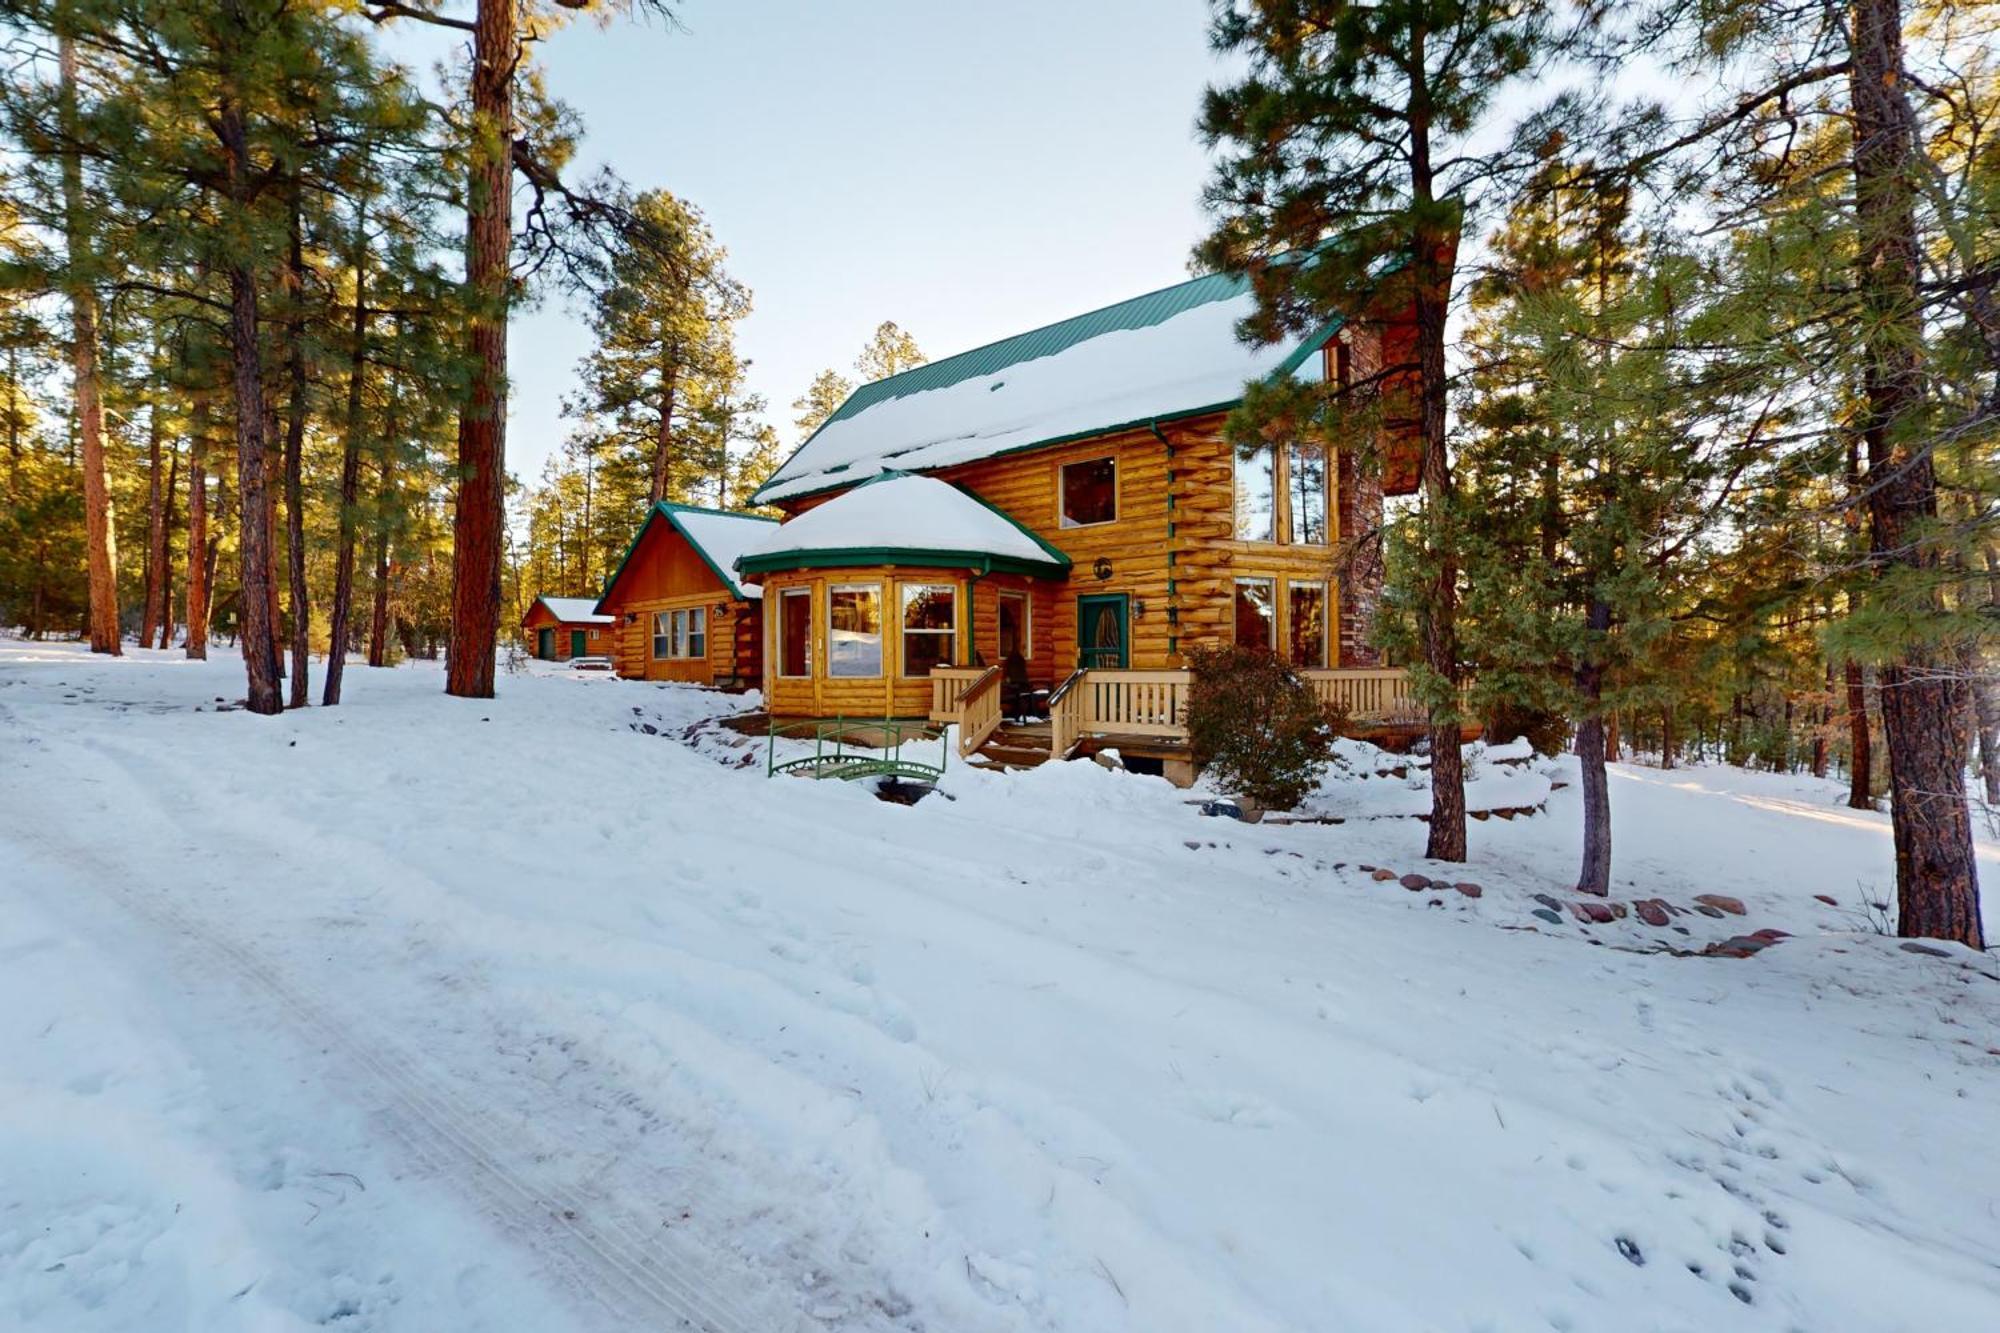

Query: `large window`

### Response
(778, 588, 811, 678)
(828, 583, 883, 677)
(1060, 457, 1117, 527)
(900, 584, 956, 677)
(651, 607, 706, 660)
(997, 591, 1029, 661)
(1289, 582, 1328, 668)
(1287, 444, 1329, 545)
(1234, 578, 1275, 652)
(1234, 449, 1275, 541)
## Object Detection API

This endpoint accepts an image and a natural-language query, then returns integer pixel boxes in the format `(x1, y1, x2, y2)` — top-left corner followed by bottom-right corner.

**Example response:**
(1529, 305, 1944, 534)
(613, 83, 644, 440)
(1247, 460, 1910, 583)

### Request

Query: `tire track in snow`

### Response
(0, 720, 812, 1333)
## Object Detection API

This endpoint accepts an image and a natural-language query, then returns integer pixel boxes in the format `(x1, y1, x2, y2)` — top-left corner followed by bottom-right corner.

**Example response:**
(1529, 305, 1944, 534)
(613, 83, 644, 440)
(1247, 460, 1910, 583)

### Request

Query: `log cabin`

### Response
(521, 596, 616, 662)
(736, 267, 1426, 773)
(594, 502, 777, 687)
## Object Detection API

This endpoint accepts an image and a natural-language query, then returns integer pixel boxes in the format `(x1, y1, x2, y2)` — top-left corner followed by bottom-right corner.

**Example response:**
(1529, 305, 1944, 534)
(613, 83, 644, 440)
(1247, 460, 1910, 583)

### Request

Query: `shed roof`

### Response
(527, 596, 615, 627)
(595, 502, 780, 612)
(750, 268, 1339, 504)
(735, 473, 1069, 578)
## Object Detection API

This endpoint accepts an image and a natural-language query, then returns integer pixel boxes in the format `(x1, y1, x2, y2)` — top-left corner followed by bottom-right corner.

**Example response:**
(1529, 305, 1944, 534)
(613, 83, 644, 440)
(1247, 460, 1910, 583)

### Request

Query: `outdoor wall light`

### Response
(623, 611, 637, 625)
(713, 602, 730, 618)
(1133, 599, 1147, 621)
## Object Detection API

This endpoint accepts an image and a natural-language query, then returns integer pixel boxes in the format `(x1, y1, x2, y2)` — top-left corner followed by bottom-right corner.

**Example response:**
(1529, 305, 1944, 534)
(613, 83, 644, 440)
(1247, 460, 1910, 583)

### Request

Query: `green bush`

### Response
(1481, 698, 1571, 756)
(1186, 645, 1335, 810)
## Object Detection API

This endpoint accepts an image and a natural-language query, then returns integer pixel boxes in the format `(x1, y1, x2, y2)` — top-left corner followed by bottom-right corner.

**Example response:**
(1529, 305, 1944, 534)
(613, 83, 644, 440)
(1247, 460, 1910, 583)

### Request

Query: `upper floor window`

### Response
(1287, 443, 1328, 545)
(1060, 457, 1117, 527)
(1233, 449, 1274, 542)
(1233, 440, 1330, 545)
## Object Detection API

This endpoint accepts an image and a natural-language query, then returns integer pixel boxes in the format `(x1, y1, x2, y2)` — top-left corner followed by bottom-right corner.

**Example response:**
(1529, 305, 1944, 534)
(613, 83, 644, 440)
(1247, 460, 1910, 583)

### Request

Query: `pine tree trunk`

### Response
(324, 218, 369, 706)
(445, 0, 514, 700)
(1660, 708, 1675, 771)
(1845, 661, 1871, 808)
(1573, 597, 1613, 893)
(186, 403, 209, 660)
(649, 364, 678, 502)
(283, 189, 311, 706)
(1408, 103, 1465, 861)
(58, 33, 120, 655)
(1848, 0, 1980, 947)
(368, 349, 399, 669)
(1979, 550, 2000, 806)
(218, 60, 282, 714)
(157, 445, 177, 648)
(141, 406, 165, 646)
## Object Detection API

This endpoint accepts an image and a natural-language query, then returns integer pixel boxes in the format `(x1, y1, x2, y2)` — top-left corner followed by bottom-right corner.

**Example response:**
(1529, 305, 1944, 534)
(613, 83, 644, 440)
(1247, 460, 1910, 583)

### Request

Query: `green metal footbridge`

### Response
(766, 718, 949, 784)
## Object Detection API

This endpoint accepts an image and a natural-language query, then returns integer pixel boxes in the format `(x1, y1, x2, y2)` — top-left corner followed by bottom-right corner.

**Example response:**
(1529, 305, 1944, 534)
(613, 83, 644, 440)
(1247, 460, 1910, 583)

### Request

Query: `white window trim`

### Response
(899, 583, 957, 679)
(1058, 456, 1119, 529)
(827, 582, 885, 679)
(777, 588, 812, 679)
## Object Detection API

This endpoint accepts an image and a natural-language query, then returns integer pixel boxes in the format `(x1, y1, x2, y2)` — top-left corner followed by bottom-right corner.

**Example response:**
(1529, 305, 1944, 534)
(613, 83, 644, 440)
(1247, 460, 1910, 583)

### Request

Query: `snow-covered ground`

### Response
(2, 638, 1996, 1333)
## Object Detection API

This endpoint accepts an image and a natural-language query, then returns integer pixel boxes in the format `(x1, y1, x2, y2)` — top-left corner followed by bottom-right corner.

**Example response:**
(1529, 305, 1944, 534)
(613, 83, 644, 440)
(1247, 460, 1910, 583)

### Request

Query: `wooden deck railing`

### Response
(953, 665, 1003, 757)
(1083, 669, 1188, 737)
(928, 667, 985, 722)
(940, 664, 1428, 762)
(1300, 667, 1423, 721)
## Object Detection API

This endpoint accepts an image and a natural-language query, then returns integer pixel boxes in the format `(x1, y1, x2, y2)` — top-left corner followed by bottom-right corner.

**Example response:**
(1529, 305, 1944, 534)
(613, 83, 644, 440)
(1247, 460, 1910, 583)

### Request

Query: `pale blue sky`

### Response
(442, 0, 1227, 484)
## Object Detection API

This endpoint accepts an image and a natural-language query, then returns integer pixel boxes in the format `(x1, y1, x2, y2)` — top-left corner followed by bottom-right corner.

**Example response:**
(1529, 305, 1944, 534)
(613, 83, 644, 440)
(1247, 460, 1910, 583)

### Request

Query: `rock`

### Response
(1372, 867, 1398, 882)
(1711, 935, 1770, 957)
(1694, 894, 1747, 916)
(1358, 864, 1376, 873)
(1813, 894, 1838, 906)
(1532, 892, 1563, 911)
(1570, 901, 1616, 924)
(1695, 904, 1728, 919)
(1400, 873, 1430, 891)
(1749, 928, 1791, 943)
(1634, 899, 1671, 927)
(1200, 799, 1243, 820)
(1453, 881, 1483, 899)
(1899, 941, 1952, 958)
(640, 723, 658, 735)
(1531, 908, 1563, 925)
(1608, 902, 1628, 920)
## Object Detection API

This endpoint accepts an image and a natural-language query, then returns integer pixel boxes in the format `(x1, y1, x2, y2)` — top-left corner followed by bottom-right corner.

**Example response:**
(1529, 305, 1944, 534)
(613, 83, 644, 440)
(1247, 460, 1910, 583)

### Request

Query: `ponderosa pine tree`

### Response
(1197, 0, 1559, 862)
(853, 320, 924, 383)
(1642, 0, 1995, 944)
(568, 189, 750, 505)
(791, 367, 852, 439)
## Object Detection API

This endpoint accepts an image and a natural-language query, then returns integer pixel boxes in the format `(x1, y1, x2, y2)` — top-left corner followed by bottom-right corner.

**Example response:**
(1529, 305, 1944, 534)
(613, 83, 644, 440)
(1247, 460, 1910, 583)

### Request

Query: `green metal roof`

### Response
(819, 269, 1256, 430)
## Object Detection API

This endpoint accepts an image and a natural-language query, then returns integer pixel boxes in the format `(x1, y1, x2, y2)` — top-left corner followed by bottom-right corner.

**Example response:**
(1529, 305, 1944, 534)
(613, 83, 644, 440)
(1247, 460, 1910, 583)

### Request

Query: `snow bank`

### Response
(3, 639, 1997, 1332)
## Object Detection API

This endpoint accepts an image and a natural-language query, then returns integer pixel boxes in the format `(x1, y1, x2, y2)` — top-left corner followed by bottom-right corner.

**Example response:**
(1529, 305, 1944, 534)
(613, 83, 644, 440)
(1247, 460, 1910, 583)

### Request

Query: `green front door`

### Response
(570, 629, 587, 658)
(1077, 594, 1128, 669)
(537, 627, 554, 659)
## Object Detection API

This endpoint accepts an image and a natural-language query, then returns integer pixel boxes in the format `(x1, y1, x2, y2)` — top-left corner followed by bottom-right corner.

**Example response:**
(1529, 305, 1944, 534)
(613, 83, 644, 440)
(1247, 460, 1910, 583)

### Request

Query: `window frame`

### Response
(826, 581, 885, 679)
(997, 589, 1031, 661)
(1233, 448, 1276, 542)
(650, 607, 708, 661)
(898, 582, 957, 679)
(1058, 456, 1119, 529)
(1286, 442, 1330, 546)
(651, 610, 673, 661)
(777, 587, 812, 679)
(1233, 577, 1277, 652)
(1287, 580, 1330, 669)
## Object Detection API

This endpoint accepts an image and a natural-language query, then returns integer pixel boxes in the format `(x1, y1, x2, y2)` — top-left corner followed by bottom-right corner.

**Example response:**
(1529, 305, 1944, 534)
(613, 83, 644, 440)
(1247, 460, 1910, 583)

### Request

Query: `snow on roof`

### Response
(752, 271, 1333, 504)
(665, 506, 780, 600)
(534, 596, 615, 626)
(735, 473, 1068, 576)
(595, 503, 779, 610)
